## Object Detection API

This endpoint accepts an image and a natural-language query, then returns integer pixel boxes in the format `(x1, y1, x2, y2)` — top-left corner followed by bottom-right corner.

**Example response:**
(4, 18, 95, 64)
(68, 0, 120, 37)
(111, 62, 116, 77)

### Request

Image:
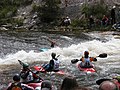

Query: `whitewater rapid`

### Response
(0, 33, 120, 66)
(1, 31, 120, 90)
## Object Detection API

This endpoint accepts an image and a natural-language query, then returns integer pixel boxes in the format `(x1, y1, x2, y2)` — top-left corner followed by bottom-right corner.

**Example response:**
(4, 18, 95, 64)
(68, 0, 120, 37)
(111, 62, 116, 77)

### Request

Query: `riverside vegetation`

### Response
(0, 0, 119, 31)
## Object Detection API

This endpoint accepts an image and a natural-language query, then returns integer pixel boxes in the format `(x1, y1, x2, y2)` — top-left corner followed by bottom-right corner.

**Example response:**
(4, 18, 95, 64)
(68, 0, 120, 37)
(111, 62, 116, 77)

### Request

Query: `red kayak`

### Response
(77, 63, 96, 73)
(34, 66, 65, 75)
(7, 81, 42, 90)
(27, 81, 42, 89)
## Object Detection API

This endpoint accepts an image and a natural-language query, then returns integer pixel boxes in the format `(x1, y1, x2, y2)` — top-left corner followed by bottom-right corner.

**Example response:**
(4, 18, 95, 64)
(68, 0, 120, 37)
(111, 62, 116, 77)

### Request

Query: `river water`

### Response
(0, 30, 120, 90)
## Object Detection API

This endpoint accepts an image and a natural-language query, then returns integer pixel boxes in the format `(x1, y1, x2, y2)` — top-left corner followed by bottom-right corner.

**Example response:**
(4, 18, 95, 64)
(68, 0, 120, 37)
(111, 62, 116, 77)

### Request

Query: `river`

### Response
(0, 30, 120, 90)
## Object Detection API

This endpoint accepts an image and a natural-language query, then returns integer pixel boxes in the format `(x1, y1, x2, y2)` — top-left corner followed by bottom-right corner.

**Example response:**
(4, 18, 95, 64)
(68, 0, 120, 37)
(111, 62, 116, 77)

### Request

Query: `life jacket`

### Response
(84, 58, 90, 66)
(20, 70, 29, 79)
(53, 59, 59, 70)
(81, 57, 91, 67)
(8, 82, 22, 90)
(20, 71, 33, 83)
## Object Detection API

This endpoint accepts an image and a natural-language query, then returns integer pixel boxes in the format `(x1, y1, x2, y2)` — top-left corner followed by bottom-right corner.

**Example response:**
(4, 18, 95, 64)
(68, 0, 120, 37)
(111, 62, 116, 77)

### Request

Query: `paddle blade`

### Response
(71, 59, 79, 64)
(98, 53, 107, 58)
(18, 60, 29, 67)
(18, 60, 24, 66)
(96, 78, 111, 85)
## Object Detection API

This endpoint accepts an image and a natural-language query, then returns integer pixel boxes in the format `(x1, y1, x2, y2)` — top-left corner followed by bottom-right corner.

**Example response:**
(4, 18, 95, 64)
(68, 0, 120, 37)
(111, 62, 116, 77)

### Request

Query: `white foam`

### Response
(0, 38, 120, 65)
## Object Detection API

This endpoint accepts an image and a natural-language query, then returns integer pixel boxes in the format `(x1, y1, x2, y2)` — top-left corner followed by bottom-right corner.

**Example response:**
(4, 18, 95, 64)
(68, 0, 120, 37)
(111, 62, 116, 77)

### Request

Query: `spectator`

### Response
(64, 16, 71, 28)
(89, 15, 94, 29)
(102, 15, 109, 26)
(60, 76, 91, 90)
(99, 81, 119, 90)
(41, 80, 52, 90)
(111, 6, 116, 25)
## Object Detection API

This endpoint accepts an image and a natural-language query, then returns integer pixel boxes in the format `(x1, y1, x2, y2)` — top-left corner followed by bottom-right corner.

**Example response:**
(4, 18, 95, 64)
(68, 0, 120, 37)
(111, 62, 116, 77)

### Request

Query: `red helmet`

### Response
(84, 51, 89, 55)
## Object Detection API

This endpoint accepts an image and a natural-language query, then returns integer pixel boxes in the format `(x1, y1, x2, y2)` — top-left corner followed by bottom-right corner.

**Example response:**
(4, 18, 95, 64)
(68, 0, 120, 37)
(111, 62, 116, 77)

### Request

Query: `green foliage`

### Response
(71, 19, 88, 28)
(39, 0, 61, 23)
(32, 4, 41, 12)
(0, 0, 33, 25)
(81, 3, 109, 19)
(13, 18, 24, 26)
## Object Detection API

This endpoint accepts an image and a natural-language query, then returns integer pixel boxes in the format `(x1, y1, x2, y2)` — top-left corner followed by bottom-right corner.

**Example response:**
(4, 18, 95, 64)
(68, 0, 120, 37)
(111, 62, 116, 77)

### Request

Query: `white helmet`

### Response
(113, 6, 116, 9)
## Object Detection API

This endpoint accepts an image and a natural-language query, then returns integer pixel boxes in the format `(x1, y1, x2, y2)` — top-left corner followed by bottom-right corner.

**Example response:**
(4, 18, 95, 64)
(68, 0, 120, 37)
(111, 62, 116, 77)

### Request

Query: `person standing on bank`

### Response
(89, 15, 94, 29)
(111, 6, 116, 25)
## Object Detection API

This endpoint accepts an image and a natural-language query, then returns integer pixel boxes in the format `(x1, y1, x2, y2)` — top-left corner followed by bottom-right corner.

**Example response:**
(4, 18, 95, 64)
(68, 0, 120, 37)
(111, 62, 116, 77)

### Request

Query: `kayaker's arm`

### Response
(80, 56, 84, 61)
(80, 58, 82, 61)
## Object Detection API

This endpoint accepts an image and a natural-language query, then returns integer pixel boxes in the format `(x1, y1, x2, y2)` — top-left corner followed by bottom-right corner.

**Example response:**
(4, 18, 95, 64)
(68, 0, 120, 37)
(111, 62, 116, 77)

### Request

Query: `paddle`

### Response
(56, 55, 60, 58)
(96, 53, 107, 58)
(71, 53, 107, 64)
(96, 78, 111, 85)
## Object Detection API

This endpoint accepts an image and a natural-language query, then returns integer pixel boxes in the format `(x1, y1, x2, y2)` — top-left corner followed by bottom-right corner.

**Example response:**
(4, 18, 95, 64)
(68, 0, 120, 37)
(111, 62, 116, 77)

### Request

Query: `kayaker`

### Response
(43, 52, 60, 72)
(99, 81, 119, 90)
(6, 74, 34, 90)
(79, 51, 97, 68)
(47, 38, 58, 48)
(20, 62, 42, 84)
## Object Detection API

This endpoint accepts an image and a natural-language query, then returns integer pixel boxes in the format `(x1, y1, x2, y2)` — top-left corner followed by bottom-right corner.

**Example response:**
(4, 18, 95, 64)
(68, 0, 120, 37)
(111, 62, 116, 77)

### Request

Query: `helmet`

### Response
(51, 53, 56, 57)
(84, 51, 89, 55)
(23, 63, 29, 68)
(113, 6, 116, 9)
(13, 74, 20, 81)
(66, 16, 69, 19)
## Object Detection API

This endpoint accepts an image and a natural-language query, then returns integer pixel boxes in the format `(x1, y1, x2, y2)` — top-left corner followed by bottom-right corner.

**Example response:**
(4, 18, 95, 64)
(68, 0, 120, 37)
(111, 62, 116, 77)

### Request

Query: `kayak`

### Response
(34, 66, 65, 75)
(77, 63, 96, 73)
(7, 81, 42, 90)
(39, 48, 48, 52)
(27, 81, 42, 89)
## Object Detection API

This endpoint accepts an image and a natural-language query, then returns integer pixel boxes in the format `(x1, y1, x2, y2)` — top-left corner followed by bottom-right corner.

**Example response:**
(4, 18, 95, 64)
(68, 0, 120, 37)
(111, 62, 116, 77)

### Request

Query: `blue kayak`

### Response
(39, 48, 48, 52)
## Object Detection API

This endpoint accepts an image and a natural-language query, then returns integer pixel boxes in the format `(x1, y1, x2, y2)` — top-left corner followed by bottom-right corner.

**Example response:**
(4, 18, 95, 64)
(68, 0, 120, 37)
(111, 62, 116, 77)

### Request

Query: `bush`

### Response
(0, 0, 33, 25)
(71, 19, 87, 27)
(81, 3, 109, 19)
(39, 0, 61, 23)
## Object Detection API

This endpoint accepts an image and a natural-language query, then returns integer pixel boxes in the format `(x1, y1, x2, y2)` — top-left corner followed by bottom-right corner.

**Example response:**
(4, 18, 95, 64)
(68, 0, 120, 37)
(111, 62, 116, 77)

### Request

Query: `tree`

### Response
(39, 0, 61, 23)
(81, 2, 109, 19)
